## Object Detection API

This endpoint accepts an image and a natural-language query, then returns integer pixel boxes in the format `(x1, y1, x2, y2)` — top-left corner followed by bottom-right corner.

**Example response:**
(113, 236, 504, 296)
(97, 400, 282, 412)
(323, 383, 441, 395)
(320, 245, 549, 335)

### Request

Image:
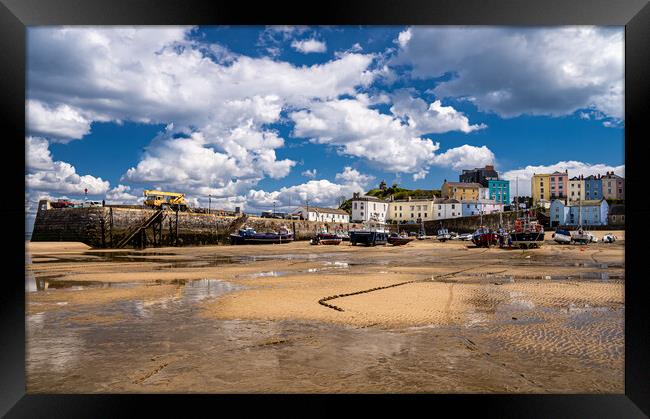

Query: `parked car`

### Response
(82, 201, 102, 208)
(458, 233, 473, 241)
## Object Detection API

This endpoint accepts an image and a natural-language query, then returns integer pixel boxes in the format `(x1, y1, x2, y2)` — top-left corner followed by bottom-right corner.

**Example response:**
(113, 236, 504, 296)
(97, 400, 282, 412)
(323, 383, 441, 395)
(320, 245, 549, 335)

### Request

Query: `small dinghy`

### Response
(552, 229, 572, 244)
(602, 233, 617, 243)
(388, 232, 415, 246)
(310, 232, 342, 245)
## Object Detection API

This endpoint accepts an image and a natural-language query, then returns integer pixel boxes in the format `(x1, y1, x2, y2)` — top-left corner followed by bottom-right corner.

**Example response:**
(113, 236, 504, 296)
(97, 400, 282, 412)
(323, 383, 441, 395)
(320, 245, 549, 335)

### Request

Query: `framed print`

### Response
(2, 0, 649, 416)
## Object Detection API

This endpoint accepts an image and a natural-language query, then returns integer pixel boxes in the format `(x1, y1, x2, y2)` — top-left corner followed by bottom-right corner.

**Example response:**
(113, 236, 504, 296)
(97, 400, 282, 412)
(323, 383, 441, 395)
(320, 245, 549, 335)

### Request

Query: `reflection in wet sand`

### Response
(26, 237, 624, 393)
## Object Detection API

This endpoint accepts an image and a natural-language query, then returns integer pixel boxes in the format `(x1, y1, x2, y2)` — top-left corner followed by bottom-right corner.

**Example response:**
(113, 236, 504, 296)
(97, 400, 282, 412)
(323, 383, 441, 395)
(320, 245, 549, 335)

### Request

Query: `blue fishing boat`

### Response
(349, 220, 388, 246)
(230, 226, 293, 245)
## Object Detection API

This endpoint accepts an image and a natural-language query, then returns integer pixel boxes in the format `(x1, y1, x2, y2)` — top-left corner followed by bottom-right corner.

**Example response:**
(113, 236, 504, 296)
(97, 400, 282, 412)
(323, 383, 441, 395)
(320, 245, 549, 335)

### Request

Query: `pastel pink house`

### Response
(549, 170, 568, 200)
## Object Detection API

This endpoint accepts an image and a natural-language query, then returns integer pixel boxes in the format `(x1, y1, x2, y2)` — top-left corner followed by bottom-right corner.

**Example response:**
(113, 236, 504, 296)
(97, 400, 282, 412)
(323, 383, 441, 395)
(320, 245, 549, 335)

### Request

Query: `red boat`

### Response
(472, 227, 499, 247)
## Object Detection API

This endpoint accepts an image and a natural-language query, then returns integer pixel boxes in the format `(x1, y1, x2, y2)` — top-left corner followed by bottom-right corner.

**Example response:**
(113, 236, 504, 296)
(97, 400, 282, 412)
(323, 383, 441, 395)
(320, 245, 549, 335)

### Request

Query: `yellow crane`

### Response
(143, 190, 188, 211)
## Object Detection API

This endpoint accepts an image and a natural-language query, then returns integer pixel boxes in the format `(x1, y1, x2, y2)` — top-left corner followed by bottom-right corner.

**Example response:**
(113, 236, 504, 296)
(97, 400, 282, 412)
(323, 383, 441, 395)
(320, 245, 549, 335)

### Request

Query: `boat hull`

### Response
(510, 232, 545, 248)
(388, 237, 415, 246)
(349, 231, 388, 246)
(472, 233, 499, 247)
(553, 234, 572, 244)
(311, 234, 342, 245)
(230, 234, 294, 245)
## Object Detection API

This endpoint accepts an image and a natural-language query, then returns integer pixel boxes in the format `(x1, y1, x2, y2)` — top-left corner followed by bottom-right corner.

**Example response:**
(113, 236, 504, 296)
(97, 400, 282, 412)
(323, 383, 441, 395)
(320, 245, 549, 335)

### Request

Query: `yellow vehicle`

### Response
(143, 190, 188, 211)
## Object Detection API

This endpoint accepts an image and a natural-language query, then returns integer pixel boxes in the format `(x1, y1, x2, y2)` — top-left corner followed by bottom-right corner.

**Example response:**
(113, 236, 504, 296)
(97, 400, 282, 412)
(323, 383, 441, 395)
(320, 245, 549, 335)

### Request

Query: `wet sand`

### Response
(26, 234, 624, 393)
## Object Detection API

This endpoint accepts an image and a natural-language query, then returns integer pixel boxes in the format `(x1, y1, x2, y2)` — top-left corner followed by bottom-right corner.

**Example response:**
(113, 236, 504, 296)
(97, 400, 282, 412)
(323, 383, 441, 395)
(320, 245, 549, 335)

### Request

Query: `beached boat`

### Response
(458, 233, 473, 241)
(310, 232, 342, 245)
(571, 228, 596, 244)
(510, 211, 545, 249)
(230, 226, 294, 245)
(437, 228, 452, 242)
(335, 231, 350, 241)
(388, 232, 415, 246)
(349, 220, 388, 246)
(472, 226, 499, 247)
(552, 229, 572, 244)
(602, 233, 617, 243)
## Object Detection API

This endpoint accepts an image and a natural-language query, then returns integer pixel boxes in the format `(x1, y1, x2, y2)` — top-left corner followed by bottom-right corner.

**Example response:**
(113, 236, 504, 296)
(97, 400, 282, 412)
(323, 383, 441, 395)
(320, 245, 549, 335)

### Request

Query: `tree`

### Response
(379, 180, 387, 191)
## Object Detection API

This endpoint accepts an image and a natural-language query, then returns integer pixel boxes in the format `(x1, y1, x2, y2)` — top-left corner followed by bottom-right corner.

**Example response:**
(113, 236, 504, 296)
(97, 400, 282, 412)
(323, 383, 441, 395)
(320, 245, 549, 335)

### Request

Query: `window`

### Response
(353, 203, 357, 209)
(424, 213, 427, 218)
(373, 204, 376, 211)
(550, 177, 555, 181)
(578, 184, 581, 188)
(451, 204, 455, 209)
(571, 191, 575, 196)
(410, 206, 415, 211)
(438, 212, 441, 217)
(467, 204, 470, 208)
(360, 211, 364, 216)
(360, 203, 364, 209)
(438, 205, 442, 209)
(619, 189, 622, 194)
(411, 213, 414, 218)
(418, 213, 421, 218)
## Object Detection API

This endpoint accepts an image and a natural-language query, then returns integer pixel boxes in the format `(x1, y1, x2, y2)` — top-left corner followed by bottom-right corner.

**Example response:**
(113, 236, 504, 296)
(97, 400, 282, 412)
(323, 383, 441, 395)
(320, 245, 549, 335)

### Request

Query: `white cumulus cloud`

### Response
(291, 38, 327, 53)
(393, 26, 624, 120)
(26, 136, 110, 196)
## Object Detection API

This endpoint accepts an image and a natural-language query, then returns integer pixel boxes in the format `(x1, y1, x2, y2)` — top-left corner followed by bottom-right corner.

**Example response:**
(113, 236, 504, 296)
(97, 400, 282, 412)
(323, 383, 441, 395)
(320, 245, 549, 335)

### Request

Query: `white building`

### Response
(461, 200, 504, 217)
(350, 193, 389, 223)
(431, 198, 462, 220)
(292, 206, 350, 223)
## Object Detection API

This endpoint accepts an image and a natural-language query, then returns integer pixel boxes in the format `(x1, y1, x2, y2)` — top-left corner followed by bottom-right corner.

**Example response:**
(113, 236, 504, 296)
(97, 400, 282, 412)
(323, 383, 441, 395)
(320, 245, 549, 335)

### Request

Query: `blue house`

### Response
(488, 179, 510, 205)
(584, 175, 603, 201)
(550, 199, 609, 226)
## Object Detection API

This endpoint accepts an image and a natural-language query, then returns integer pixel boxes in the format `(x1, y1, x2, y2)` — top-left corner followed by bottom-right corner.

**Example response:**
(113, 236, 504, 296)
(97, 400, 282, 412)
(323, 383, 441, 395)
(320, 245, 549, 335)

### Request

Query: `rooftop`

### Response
(351, 195, 386, 203)
(295, 206, 349, 215)
(444, 182, 483, 188)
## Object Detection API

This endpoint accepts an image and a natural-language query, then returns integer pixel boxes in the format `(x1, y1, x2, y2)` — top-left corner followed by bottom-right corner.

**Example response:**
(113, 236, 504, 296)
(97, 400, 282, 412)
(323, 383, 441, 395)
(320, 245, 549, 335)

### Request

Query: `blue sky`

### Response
(26, 26, 624, 229)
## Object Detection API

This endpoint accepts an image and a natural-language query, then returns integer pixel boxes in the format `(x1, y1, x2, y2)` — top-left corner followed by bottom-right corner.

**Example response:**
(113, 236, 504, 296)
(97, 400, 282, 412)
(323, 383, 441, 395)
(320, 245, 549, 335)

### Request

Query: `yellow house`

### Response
(387, 199, 434, 223)
(531, 173, 551, 204)
(441, 181, 481, 201)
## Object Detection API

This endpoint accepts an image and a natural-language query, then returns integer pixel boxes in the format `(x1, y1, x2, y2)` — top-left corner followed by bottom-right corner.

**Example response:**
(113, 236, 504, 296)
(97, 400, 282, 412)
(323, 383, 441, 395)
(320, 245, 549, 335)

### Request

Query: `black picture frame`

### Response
(2, 0, 649, 416)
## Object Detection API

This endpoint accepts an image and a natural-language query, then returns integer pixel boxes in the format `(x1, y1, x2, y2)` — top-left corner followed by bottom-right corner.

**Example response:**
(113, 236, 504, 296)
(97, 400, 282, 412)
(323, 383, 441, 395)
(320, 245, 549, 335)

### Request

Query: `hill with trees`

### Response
(338, 181, 441, 212)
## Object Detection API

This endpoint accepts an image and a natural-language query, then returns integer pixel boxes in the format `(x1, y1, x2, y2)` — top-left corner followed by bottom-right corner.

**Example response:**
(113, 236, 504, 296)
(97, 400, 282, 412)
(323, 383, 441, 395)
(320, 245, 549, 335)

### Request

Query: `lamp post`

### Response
(273, 201, 276, 215)
(208, 194, 212, 214)
(306, 199, 309, 221)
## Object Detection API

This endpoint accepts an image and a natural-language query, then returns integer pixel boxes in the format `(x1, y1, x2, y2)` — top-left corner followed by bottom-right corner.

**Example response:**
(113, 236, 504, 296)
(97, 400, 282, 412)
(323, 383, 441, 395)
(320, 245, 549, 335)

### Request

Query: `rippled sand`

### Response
(26, 234, 624, 393)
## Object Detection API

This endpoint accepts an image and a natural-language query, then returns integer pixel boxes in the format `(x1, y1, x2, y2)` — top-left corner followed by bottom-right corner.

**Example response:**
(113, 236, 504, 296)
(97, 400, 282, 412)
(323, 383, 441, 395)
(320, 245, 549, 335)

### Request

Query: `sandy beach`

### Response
(26, 234, 624, 393)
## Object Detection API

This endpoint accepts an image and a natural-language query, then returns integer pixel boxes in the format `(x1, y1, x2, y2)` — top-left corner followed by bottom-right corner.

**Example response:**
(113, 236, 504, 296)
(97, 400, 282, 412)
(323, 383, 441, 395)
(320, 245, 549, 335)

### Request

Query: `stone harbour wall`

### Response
(31, 206, 543, 248)
(30, 205, 368, 248)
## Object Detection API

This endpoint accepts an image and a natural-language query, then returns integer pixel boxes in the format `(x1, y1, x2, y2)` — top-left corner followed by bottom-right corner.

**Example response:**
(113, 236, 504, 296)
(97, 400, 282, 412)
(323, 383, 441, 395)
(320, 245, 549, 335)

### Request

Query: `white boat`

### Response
(571, 199, 594, 245)
(437, 228, 451, 242)
(552, 229, 572, 244)
(602, 233, 617, 243)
